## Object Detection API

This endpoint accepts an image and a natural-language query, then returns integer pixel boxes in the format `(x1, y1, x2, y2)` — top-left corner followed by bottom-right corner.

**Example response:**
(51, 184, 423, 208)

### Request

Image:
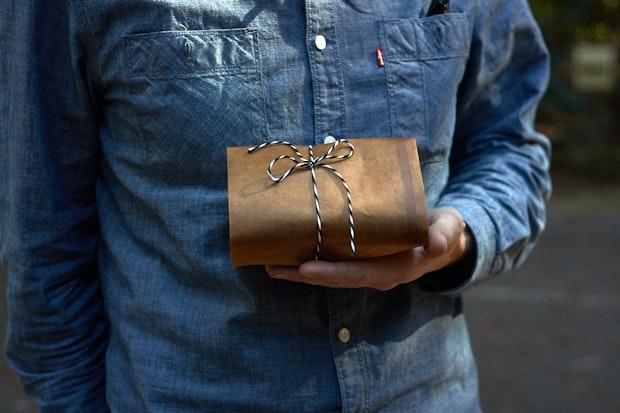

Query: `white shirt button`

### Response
(323, 135, 336, 144)
(338, 327, 351, 343)
(314, 34, 327, 51)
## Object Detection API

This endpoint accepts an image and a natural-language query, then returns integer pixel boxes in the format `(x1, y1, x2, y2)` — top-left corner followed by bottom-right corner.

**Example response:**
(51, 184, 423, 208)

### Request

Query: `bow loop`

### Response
(313, 139, 355, 165)
(266, 155, 305, 182)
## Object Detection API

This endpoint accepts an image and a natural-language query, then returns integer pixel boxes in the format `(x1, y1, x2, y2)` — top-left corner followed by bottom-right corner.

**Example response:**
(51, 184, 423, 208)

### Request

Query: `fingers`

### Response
(298, 249, 420, 285)
(266, 251, 413, 286)
(265, 265, 301, 279)
(265, 264, 367, 289)
(266, 245, 441, 290)
(370, 281, 401, 291)
(425, 225, 449, 258)
(264, 208, 468, 291)
(266, 264, 401, 291)
(425, 208, 464, 258)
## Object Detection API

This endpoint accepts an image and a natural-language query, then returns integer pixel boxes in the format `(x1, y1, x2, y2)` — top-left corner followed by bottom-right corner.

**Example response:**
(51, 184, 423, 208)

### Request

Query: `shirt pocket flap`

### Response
(382, 13, 471, 60)
(124, 28, 260, 78)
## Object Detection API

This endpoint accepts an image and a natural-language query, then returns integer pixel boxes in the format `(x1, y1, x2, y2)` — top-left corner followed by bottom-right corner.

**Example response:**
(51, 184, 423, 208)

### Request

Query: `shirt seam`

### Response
(306, 1, 322, 143)
(255, 31, 271, 143)
(331, 3, 349, 140)
(125, 67, 262, 79)
(379, 19, 396, 138)
(70, 0, 104, 91)
(358, 288, 371, 412)
(124, 27, 256, 39)
(325, 289, 348, 413)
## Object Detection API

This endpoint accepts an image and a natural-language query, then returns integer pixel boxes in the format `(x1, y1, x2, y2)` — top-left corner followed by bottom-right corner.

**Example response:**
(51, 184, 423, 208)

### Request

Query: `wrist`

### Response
(417, 223, 477, 292)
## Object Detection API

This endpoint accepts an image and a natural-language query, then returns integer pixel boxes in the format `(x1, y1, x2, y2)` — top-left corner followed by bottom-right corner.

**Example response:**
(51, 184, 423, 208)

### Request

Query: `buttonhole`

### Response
(435, 26, 443, 40)
(183, 38, 193, 58)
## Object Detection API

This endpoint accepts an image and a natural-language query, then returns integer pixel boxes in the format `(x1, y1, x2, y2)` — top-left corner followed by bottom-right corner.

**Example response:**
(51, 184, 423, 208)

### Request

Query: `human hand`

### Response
(265, 207, 474, 291)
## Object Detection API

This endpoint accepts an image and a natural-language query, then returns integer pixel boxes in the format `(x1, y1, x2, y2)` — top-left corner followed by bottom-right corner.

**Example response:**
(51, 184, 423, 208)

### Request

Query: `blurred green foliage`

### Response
(531, 0, 619, 44)
(530, 0, 620, 180)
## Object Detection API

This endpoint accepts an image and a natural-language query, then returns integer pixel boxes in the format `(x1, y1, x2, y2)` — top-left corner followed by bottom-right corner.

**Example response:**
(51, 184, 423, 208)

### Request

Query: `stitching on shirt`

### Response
(325, 290, 348, 412)
(330, 1, 349, 140)
(421, 54, 431, 157)
(382, 14, 471, 60)
(124, 27, 257, 40)
(306, 1, 323, 144)
(126, 67, 261, 80)
(70, 0, 105, 92)
(358, 289, 371, 412)
(379, 20, 396, 138)
(254, 31, 270, 143)
(123, 28, 259, 78)
(391, 52, 470, 61)
(382, 13, 470, 30)
(355, 347, 369, 412)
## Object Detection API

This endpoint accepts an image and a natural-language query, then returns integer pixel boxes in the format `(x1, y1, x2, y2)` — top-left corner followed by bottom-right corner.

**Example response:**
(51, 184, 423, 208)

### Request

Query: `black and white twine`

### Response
(248, 139, 356, 260)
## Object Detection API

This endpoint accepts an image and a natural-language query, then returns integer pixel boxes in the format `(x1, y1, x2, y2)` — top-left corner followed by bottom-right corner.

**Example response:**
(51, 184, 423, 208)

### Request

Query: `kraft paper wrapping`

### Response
(227, 138, 429, 267)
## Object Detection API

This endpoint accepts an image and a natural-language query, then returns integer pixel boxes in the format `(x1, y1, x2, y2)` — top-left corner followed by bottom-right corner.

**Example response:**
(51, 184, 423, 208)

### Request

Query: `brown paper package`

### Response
(227, 137, 429, 267)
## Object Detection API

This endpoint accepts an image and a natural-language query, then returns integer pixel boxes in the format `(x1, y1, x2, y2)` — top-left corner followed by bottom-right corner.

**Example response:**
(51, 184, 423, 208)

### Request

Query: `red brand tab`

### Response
(376, 48, 385, 67)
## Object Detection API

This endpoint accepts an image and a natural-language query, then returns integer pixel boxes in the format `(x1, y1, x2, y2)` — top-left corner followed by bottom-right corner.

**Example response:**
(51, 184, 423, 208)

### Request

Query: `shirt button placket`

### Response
(326, 288, 368, 413)
(305, 1, 367, 410)
(305, 0, 347, 146)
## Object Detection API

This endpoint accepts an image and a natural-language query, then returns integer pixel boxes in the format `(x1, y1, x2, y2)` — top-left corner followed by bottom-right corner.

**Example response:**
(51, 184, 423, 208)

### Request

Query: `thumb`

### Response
(424, 208, 464, 258)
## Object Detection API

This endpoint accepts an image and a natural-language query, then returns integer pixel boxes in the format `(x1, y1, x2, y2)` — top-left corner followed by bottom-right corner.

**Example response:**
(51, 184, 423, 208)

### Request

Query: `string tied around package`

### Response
(247, 139, 356, 260)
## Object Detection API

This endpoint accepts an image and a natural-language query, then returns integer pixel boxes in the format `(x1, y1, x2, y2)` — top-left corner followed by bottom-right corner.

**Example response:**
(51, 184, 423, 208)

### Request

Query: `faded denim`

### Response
(0, 0, 550, 412)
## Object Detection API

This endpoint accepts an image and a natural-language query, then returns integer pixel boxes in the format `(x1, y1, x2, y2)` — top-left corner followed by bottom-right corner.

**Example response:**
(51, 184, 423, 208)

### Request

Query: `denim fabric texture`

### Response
(0, 0, 551, 411)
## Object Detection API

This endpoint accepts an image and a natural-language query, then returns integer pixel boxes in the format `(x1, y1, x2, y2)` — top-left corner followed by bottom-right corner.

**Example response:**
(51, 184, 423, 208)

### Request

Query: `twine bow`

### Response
(248, 139, 356, 260)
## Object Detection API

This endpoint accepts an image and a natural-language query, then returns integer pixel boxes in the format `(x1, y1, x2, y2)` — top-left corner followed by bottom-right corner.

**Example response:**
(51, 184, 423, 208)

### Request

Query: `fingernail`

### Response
(269, 272, 288, 280)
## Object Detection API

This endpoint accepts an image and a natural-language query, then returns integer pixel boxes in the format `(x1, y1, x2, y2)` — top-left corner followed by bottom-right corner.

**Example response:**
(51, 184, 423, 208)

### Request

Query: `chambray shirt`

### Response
(0, 0, 551, 411)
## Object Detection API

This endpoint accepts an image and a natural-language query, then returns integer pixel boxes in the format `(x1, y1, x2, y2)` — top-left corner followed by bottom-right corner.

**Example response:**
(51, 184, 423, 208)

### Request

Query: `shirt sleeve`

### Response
(417, 0, 552, 296)
(0, 2, 109, 411)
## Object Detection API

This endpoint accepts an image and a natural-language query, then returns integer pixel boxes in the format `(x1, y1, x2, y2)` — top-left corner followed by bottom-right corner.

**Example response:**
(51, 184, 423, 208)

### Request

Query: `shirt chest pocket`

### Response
(380, 13, 471, 162)
(122, 28, 268, 185)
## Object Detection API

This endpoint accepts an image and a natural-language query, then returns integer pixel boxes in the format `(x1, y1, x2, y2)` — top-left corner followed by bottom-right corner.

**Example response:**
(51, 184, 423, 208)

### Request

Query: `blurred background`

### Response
(1, 1, 619, 411)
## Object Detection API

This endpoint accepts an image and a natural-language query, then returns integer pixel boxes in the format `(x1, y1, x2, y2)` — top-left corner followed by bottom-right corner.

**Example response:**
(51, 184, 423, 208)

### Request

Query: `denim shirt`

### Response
(0, 0, 550, 411)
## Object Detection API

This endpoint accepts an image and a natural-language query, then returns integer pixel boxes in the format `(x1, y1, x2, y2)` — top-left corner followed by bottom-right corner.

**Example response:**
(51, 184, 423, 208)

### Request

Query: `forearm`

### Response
(1, 1, 109, 409)
(418, 0, 552, 295)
